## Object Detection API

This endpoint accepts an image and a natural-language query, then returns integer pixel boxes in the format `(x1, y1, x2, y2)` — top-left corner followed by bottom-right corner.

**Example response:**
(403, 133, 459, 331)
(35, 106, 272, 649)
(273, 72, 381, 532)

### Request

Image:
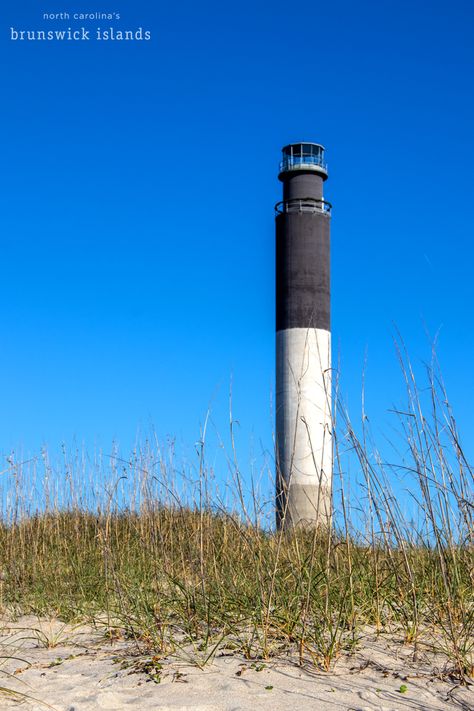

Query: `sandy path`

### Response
(0, 617, 472, 710)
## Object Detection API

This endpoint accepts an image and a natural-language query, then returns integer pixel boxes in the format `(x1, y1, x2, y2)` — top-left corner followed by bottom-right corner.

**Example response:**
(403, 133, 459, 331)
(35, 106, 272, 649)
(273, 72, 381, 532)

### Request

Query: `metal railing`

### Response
(279, 154, 328, 174)
(275, 198, 332, 215)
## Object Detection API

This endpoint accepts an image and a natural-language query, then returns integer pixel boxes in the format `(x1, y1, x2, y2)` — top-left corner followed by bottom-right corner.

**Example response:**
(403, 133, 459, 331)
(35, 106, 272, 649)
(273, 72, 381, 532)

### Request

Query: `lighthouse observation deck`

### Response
(279, 142, 328, 180)
(276, 142, 330, 214)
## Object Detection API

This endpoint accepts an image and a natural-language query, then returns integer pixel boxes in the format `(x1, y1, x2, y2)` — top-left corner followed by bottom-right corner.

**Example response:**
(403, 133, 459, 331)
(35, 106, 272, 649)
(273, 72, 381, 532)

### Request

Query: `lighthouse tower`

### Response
(275, 142, 332, 529)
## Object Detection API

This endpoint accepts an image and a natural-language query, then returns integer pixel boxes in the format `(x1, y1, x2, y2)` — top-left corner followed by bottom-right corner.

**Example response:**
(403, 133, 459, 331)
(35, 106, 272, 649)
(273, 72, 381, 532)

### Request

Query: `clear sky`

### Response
(1, 1, 473, 482)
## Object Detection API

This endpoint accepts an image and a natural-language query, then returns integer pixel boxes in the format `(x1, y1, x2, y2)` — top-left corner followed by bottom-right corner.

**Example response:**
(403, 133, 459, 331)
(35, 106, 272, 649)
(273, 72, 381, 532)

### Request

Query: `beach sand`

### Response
(0, 616, 472, 710)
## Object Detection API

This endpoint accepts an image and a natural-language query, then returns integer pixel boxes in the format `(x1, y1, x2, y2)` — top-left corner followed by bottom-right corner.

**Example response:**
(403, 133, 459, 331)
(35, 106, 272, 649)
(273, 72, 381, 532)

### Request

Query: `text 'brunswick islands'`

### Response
(10, 27, 152, 41)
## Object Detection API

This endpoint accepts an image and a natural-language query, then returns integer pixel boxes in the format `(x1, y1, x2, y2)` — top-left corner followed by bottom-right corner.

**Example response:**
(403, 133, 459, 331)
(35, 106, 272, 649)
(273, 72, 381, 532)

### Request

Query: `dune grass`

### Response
(0, 344, 472, 681)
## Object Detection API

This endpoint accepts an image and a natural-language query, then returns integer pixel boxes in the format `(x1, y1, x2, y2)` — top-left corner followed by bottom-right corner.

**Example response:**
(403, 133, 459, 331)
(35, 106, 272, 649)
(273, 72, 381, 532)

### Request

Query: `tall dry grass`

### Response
(0, 344, 472, 680)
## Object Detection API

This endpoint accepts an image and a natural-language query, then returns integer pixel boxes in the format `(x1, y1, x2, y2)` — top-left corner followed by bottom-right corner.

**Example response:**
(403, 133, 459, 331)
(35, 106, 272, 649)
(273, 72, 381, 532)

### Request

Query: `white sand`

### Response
(0, 616, 472, 710)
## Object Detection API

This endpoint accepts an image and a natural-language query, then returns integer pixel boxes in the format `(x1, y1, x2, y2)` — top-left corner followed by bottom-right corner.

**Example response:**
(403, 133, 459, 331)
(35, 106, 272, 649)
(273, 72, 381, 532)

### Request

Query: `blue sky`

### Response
(1, 0, 473, 483)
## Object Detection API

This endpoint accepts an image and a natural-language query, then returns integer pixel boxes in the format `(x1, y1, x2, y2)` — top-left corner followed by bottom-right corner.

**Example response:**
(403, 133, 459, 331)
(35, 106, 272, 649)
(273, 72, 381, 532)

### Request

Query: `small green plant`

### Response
(48, 657, 64, 667)
(140, 656, 163, 684)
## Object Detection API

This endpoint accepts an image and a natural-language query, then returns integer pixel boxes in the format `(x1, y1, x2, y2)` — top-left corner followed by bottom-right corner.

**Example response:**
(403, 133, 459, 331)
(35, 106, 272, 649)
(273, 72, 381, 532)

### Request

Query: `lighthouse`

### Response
(275, 142, 332, 529)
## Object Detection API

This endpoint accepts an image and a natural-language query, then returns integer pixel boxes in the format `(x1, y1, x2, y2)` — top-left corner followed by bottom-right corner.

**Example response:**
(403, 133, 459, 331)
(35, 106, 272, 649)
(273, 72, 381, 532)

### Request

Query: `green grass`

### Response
(0, 343, 472, 681)
(0, 505, 472, 676)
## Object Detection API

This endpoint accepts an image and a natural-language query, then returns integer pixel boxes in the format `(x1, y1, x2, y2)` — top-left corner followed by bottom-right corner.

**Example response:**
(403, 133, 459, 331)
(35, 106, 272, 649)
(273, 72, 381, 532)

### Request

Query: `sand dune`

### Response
(0, 617, 472, 711)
